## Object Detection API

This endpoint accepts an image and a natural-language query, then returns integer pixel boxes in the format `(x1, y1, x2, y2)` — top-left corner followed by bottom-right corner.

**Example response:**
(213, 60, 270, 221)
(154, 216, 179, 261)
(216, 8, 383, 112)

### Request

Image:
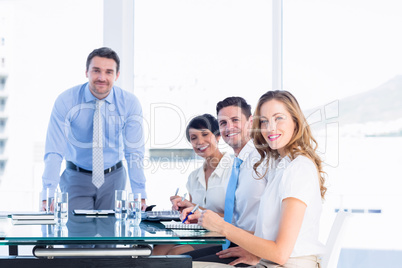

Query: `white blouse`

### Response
(254, 155, 325, 257)
(186, 152, 233, 214)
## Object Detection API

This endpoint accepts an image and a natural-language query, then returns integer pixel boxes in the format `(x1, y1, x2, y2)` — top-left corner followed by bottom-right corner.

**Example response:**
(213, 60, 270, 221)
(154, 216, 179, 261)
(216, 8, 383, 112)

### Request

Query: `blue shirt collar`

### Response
(84, 83, 114, 104)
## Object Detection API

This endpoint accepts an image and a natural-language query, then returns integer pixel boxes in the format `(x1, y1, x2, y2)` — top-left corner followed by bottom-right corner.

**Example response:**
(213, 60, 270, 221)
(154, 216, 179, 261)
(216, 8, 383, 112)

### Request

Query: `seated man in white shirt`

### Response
(181, 97, 268, 266)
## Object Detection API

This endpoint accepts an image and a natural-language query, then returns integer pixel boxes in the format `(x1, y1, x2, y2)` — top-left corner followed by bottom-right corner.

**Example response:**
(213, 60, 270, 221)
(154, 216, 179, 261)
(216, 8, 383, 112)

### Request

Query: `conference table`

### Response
(0, 212, 225, 267)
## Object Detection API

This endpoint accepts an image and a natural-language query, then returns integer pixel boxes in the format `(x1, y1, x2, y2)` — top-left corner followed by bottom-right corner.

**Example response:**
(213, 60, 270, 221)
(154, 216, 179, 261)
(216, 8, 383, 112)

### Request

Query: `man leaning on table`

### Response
(41, 47, 147, 212)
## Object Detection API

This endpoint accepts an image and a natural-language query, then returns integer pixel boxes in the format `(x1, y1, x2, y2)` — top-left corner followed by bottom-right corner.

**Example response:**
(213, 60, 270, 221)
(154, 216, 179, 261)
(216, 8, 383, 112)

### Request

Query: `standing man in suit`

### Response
(41, 47, 147, 211)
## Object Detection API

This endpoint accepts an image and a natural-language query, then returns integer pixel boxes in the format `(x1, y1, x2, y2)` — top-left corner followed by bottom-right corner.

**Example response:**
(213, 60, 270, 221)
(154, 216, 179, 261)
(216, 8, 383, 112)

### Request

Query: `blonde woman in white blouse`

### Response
(153, 113, 232, 256)
(194, 91, 327, 268)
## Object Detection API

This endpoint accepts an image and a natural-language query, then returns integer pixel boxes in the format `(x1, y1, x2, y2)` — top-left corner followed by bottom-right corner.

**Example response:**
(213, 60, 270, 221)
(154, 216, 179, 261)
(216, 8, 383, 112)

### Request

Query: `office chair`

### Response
(320, 210, 352, 268)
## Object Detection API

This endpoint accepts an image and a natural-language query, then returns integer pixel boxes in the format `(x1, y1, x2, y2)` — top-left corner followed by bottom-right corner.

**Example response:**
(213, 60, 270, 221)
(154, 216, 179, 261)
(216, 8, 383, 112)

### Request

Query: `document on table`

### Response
(12, 219, 55, 225)
(161, 220, 206, 230)
(11, 212, 55, 225)
(143, 210, 180, 221)
(73, 209, 115, 216)
(11, 212, 54, 220)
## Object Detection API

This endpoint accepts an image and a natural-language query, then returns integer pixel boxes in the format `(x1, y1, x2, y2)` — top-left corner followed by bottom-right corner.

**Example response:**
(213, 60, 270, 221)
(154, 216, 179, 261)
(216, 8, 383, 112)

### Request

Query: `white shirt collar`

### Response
(237, 139, 255, 163)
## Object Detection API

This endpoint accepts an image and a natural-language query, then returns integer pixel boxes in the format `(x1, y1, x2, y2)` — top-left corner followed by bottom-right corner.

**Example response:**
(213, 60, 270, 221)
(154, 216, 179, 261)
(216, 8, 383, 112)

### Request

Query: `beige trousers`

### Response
(193, 255, 320, 268)
(250, 255, 320, 268)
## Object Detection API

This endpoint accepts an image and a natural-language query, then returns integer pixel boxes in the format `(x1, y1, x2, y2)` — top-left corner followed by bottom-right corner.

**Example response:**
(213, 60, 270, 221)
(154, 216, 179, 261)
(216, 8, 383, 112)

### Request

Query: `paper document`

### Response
(11, 212, 54, 220)
(161, 220, 206, 230)
(144, 210, 180, 221)
(12, 219, 55, 225)
(73, 209, 115, 216)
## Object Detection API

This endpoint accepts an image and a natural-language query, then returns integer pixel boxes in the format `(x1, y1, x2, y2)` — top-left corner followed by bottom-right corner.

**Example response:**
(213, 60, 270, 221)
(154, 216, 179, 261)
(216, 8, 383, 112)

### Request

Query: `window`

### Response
(0, 77, 5, 90)
(0, 139, 6, 154)
(0, 0, 103, 215)
(283, 0, 402, 266)
(134, 0, 273, 206)
(0, 118, 6, 133)
(0, 160, 6, 176)
(1, 1, 400, 265)
(0, 98, 6, 112)
(149, 149, 196, 161)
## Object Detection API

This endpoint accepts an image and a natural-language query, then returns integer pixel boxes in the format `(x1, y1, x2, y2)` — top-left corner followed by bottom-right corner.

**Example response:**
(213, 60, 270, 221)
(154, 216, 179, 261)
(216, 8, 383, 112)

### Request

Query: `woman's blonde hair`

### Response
(251, 90, 327, 199)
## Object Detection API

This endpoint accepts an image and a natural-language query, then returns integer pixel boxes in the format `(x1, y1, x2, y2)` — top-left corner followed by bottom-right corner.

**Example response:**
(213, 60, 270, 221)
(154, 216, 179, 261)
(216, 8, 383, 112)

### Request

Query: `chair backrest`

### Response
(320, 211, 352, 268)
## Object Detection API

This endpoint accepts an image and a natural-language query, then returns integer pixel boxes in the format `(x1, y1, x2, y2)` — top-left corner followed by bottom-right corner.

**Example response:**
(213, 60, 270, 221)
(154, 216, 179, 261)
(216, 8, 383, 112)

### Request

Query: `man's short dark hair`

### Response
(86, 47, 120, 73)
(216, 96, 252, 118)
(186, 114, 220, 142)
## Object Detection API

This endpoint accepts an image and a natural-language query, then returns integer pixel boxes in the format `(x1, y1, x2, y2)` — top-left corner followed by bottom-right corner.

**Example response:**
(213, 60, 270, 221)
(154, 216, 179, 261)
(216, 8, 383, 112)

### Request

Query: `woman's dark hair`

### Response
(86, 47, 120, 73)
(186, 114, 220, 141)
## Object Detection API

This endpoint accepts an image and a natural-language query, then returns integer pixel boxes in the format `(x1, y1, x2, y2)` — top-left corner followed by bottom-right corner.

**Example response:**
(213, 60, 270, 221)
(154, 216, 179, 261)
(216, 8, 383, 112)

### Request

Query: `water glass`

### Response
(41, 224, 54, 237)
(127, 193, 142, 225)
(115, 190, 127, 220)
(114, 220, 127, 237)
(54, 224, 68, 237)
(40, 188, 54, 213)
(127, 225, 142, 237)
(54, 192, 68, 225)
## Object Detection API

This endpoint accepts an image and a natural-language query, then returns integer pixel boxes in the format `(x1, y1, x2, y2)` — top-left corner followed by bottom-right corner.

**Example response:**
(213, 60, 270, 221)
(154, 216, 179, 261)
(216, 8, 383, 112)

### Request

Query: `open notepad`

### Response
(73, 210, 115, 216)
(12, 219, 55, 225)
(143, 210, 180, 221)
(11, 212, 55, 225)
(161, 220, 206, 230)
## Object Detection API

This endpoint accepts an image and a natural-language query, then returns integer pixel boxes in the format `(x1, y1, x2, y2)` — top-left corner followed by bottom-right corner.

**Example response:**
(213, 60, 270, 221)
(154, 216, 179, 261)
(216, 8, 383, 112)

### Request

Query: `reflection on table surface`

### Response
(0, 213, 224, 245)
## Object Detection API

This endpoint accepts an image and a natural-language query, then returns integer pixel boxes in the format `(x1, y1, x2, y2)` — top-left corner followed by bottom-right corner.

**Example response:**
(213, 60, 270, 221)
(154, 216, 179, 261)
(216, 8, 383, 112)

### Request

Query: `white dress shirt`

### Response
(233, 139, 268, 232)
(42, 83, 146, 200)
(186, 152, 233, 214)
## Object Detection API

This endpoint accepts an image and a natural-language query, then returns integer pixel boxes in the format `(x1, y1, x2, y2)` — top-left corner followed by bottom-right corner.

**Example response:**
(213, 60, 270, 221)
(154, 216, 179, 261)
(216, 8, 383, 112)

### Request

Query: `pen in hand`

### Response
(174, 187, 179, 196)
(175, 193, 187, 212)
(181, 193, 187, 201)
(182, 204, 199, 224)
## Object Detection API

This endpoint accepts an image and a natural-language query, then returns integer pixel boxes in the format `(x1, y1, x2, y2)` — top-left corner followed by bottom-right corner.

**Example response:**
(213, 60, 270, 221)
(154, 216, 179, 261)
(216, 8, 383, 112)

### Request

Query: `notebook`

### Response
(73, 210, 115, 216)
(12, 219, 55, 225)
(143, 210, 180, 221)
(161, 220, 206, 230)
(11, 212, 54, 220)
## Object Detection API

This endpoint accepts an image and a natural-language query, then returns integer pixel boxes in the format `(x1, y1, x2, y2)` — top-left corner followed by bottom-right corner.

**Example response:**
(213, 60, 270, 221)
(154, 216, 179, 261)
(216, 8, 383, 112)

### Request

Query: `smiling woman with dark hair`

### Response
(153, 113, 233, 256)
(181, 114, 232, 215)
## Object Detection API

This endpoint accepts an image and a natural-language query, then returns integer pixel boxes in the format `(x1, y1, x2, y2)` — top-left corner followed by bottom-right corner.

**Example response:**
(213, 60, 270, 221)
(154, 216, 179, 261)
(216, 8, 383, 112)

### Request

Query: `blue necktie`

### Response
(223, 157, 243, 250)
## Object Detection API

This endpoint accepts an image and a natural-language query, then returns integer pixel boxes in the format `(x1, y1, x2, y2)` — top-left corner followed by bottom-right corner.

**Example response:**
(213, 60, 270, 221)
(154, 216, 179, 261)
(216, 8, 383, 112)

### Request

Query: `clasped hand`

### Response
(217, 246, 260, 266)
(170, 195, 193, 211)
(41, 200, 54, 212)
(199, 210, 260, 265)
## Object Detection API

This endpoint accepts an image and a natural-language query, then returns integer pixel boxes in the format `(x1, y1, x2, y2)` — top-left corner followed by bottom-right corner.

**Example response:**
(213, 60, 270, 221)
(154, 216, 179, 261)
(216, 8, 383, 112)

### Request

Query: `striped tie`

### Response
(92, 99, 105, 188)
(222, 157, 243, 250)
